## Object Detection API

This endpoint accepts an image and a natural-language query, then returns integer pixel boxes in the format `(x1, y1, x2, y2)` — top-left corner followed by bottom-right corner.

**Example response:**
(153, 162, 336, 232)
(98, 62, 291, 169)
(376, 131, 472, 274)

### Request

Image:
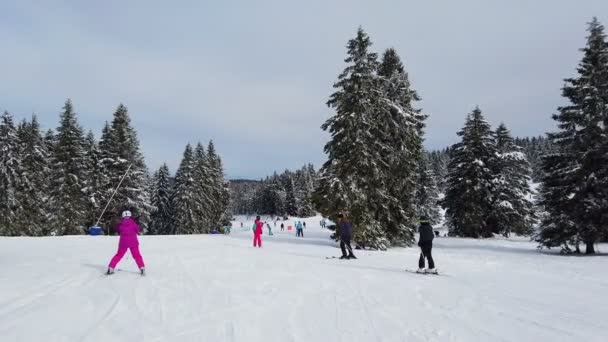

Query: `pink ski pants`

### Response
(108, 245, 145, 269)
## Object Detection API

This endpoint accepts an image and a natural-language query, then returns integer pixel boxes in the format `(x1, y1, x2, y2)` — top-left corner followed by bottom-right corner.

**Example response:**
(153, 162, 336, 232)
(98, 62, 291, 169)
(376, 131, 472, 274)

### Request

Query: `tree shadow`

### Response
(434, 239, 608, 257)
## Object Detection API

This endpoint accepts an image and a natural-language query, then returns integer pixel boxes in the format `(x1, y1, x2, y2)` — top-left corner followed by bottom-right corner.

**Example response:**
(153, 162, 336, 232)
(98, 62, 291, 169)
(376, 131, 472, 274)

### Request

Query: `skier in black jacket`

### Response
(338, 214, 356, 259)
(417, 216, 437, 274)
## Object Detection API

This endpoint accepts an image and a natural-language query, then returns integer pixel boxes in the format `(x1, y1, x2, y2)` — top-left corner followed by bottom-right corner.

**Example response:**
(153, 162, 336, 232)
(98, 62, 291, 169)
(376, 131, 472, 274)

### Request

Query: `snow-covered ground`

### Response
(1, 216, 606, 342)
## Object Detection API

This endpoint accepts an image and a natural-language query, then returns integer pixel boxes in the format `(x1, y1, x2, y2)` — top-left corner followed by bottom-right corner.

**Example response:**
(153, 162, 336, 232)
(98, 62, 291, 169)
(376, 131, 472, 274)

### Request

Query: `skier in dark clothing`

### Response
(417, 216, 436, 274)
(338, 214, 356, 259)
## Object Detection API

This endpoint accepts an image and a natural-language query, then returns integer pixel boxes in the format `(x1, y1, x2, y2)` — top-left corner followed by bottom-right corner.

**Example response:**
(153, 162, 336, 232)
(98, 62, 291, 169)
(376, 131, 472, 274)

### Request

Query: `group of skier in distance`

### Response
(105, 211, 438, 276)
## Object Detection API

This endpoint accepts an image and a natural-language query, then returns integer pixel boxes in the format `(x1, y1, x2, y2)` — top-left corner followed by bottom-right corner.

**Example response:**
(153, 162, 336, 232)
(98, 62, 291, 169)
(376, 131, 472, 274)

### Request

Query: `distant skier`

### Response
(107, 210, 146, 276)
(338, 213, 356, 259)
(266, 222, 273, 236)
(280, 222, 285, 231)
(296, 221, 304, 237)
(417, 216, 437, 274)
(303, 221, 306, 228)
(253, 216, 263, 248)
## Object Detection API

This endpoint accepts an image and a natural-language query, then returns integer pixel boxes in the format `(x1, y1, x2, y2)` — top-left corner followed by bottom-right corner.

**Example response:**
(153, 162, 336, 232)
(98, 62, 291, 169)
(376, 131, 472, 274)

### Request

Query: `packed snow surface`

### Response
(1, 216, 606, 342)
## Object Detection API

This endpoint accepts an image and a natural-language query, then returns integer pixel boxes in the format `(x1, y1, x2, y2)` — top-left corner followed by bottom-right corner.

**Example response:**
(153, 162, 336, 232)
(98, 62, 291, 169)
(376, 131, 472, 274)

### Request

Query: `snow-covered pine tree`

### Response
(173, 144, 198, 234)
(300, 164, 317, 217)
(442, 107, 497, 238)
(414, 153, 441, 225)
(257, 174, 284, 217)
(48, 100, 89, 235)
(14, 116, 50, 236)
(98, 104, 151, 233)
(191, 143, 211, 232)
(285, 175, 298, 216)
(82, 130, 104, 229)
(428, 148, 450, 191)
(491, 123, 536, 237)
(149, 163, 174, 234)
(0, 111, 21, 235)
(314, 27, 389, 249)
(538, 18, 608, 254)
(206, 141, 231, 229)
(376, 47, 426, 245)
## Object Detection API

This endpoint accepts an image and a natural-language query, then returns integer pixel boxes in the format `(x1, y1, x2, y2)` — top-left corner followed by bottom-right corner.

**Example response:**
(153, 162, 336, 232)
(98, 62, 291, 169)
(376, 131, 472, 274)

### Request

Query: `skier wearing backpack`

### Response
(107, 210, 146, 276)
(417, 216, 437, 274)
(338, 213, 356, 259)
(253, 216, 263, 248)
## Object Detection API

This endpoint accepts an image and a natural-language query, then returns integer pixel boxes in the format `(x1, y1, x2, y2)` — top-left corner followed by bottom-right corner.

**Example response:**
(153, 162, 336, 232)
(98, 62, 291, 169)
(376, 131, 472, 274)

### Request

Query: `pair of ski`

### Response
(325, 256, 356, 259)
(105, 269, 146, 277)
(404, 269, 443, 276)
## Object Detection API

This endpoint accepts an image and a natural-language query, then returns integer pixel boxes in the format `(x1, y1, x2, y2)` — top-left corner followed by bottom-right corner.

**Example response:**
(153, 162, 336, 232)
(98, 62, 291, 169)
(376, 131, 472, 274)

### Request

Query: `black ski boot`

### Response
(140, 268, 146, 276)
(339, 255, 349, 259)
(106, 268, 115, 275)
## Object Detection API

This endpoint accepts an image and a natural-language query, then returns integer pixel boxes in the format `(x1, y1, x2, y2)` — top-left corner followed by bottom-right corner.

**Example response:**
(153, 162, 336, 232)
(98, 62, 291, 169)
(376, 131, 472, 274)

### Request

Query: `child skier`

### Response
(253, 216, 263, 248)
(296, 221, 304, 237)
(417, 216, 437, 274)
(266, 222, 273, 236)
(107, 210, 146, 276)
(338, 214, 356, 259)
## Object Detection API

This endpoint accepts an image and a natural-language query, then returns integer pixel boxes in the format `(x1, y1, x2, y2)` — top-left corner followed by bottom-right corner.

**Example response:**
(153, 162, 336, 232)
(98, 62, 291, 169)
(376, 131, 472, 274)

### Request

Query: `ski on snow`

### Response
(404, 269, 448, 277)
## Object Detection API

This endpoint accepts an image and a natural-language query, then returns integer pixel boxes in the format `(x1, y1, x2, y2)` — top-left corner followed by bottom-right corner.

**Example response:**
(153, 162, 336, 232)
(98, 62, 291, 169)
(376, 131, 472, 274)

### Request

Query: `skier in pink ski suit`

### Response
(253, 216, 263, 248)
(107, 211, 145, 275)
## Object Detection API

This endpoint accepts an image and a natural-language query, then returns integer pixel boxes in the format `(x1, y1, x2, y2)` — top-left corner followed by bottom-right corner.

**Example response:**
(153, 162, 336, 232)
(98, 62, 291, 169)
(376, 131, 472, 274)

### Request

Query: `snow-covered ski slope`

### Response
(1, 216, 606, 342)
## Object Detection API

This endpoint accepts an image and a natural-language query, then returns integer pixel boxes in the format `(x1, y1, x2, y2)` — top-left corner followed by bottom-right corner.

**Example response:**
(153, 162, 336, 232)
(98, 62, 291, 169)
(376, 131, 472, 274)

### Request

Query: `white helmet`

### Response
(122, 210, 132, 218)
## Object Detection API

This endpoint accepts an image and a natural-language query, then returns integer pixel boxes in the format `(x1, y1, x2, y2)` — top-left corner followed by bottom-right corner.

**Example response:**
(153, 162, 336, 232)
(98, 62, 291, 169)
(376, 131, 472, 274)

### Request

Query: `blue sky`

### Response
(1, 0, 607, 179)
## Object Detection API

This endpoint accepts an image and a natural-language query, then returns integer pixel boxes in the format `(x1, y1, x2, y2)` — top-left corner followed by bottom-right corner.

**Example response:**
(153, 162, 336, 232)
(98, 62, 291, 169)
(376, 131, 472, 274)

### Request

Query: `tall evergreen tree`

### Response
(285, 176, 298, 216)
(314, 27, 390, 249)
(491, 123, 536, 237)
(538, 18, 608, 253)
(14, 116, 50, 235)
(376, 47, 426, 245)
(82, 130, 104, 229)
(442, 108, 497, 238)
(192, 142, 212, 232)
(173, 144, 198, 234)
(415, 153, 441, 225)
(149, 163, 174, 235)
(48, 100, 89, 235)
(0, 111, 21, 235)
(98, 104, 151, 233)
(206, 141, 231, 229)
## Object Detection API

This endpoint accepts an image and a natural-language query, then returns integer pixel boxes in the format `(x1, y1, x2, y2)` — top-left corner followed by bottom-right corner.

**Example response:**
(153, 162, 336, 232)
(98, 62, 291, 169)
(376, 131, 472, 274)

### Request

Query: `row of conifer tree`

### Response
(313, 18, 608, 253)
(0, 100, 230, 236)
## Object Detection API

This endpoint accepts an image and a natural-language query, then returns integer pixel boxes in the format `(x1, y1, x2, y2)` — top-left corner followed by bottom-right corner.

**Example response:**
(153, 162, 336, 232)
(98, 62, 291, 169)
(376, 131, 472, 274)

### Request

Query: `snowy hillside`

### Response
(1, 217, 606, 342)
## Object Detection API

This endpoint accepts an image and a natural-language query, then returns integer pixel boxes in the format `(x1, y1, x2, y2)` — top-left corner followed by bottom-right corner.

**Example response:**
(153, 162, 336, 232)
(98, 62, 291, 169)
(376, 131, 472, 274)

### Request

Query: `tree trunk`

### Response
(585, 241, 595, 254)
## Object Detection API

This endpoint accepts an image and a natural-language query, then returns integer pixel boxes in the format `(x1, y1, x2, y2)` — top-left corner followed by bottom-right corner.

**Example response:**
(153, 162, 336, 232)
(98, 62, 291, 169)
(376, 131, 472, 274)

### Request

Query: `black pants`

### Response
(418, 243, 435, 269)
(341, 237, 354, 257)
(296, 229, 303, 237)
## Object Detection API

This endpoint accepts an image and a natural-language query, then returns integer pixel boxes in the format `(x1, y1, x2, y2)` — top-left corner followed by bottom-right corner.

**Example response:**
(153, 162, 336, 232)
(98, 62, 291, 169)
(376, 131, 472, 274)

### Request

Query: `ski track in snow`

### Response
(0, 216, 607, 342)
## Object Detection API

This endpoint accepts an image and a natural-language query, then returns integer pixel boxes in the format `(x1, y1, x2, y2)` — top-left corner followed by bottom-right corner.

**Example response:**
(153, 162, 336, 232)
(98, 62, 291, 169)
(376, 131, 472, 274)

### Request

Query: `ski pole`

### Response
(94, 163, 133, 233)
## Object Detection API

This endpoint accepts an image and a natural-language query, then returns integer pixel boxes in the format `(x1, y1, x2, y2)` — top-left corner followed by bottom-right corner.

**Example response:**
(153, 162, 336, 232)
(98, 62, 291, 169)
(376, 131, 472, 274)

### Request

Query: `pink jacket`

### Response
(117, 217, 140, 247)
(254, 220, 263, 235)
